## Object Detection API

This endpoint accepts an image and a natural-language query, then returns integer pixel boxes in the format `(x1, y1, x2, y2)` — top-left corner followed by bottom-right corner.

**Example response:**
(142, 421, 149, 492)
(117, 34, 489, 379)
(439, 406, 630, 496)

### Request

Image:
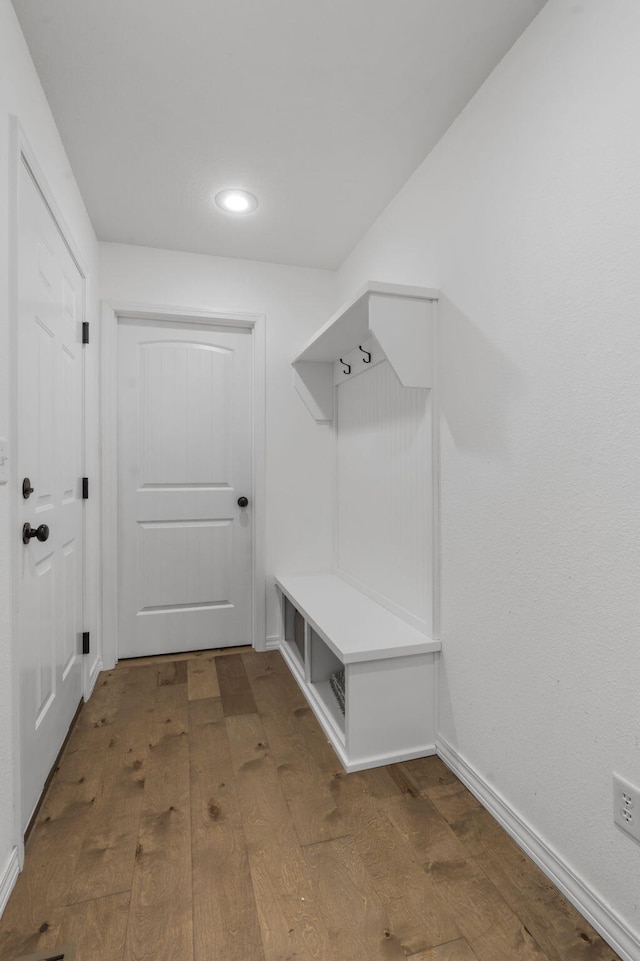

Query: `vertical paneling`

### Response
(336, 360, 431, 630)
(60, 347, 76, 500)
(34, 313, 55, 512)
(61, 539, 77, 677)
(140, 519, 231, 610)
(35, 554, 55, 717)
(140, 342, 232, 487)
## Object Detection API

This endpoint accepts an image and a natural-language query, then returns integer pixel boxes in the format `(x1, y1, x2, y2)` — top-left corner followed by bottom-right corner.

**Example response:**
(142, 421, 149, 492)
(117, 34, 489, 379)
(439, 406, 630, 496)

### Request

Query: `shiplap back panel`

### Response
(336, 360, 432, 631)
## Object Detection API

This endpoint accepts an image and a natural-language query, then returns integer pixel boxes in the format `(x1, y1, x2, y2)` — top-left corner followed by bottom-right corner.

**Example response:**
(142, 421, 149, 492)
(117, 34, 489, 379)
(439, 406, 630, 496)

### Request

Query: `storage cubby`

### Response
(282, 594, 305, 667)
(276, 573, 440, 772)
(309, 627, 346, 740)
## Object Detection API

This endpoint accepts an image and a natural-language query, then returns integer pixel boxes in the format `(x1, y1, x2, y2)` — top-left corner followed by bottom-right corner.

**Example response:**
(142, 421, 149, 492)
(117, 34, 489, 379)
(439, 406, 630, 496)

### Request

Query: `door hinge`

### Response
(82, 631, 90, 655)
(82, 321, 90, 345)
(82, 477, 89, 499)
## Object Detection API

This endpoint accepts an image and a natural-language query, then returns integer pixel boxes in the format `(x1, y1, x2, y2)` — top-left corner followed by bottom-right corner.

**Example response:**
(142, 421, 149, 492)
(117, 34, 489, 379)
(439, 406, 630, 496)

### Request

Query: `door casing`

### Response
(9, 119, 94, 864)
(100, 301, 266, 668)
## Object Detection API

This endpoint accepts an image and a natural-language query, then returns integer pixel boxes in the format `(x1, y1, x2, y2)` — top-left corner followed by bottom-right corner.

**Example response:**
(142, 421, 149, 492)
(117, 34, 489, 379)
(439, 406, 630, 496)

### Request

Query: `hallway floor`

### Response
(0, 648, 620, 961)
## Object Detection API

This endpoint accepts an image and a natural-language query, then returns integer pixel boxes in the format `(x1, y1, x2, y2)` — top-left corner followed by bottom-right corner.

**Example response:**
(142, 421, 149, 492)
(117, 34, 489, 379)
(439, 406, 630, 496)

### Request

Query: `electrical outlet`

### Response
(613, 773, 640, 842)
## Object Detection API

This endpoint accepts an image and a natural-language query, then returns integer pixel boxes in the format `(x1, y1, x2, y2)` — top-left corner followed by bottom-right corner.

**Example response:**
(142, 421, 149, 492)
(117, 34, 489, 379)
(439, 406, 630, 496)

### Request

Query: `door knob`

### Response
(22, 523, 49, 545)
(237, 496, 249, 508)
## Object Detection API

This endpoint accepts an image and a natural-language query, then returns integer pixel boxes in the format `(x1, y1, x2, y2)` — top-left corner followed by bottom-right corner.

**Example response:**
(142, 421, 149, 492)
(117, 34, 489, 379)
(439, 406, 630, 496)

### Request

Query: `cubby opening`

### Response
(309, 628, 346, 737)
(282, 594, 305, 666)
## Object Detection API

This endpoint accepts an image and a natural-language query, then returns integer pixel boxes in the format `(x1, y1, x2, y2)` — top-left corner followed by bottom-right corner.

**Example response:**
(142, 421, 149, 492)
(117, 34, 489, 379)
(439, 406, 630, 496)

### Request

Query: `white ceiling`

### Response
(13, 0, 547, 269)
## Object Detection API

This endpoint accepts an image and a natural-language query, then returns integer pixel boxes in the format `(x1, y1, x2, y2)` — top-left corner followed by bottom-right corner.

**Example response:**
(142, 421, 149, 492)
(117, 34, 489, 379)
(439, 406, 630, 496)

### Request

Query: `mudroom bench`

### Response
(275, 572, 441, 772)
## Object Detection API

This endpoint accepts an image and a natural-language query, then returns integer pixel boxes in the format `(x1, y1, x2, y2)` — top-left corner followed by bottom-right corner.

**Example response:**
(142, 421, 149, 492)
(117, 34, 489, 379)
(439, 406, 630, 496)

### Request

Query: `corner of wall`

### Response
(436, 738, 640, 961)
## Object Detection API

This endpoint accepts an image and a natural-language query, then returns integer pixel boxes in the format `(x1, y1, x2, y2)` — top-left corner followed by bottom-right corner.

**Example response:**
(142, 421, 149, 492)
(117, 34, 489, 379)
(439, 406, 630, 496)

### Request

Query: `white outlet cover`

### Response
(613, 773, 640, 843)
(0, 439, 8, 485)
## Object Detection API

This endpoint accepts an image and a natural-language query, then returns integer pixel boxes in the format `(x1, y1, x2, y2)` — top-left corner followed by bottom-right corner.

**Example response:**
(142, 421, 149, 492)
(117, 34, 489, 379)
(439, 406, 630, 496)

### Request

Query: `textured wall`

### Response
(98, 242, 336, 642)
(0, 0, 98, 883)
(337, 0, 640, 947)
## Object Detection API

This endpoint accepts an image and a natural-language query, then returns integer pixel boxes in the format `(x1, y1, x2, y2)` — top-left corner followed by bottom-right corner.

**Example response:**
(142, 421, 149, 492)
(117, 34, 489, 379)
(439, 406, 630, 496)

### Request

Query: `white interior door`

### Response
(17, 158, 84, 831)
(117, 319, 253, 658)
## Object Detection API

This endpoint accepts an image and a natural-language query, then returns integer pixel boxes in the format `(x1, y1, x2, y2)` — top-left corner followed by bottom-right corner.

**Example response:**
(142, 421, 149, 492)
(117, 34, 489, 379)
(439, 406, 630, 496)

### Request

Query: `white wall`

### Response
(338, 0, 640, 953)
(99, 243, 336, 643)
(0, 0, 99, 893)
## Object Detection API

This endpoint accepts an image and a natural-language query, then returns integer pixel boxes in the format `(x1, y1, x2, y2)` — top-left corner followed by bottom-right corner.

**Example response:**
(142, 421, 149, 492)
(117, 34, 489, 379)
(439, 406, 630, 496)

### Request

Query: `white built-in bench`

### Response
(275, 572, 441, 772)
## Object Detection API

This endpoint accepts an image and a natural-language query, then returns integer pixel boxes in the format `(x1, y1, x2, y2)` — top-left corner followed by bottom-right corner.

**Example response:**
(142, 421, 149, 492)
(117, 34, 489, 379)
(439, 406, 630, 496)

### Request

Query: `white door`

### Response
(17, 158, 84, 831)
(117, 320, 253, 658)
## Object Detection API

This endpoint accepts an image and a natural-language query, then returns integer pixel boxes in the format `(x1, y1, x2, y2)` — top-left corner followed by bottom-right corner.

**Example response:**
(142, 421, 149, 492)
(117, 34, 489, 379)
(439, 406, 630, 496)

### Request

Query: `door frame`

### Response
(100, 300, 266, 668)
(9, 119, 91, 861)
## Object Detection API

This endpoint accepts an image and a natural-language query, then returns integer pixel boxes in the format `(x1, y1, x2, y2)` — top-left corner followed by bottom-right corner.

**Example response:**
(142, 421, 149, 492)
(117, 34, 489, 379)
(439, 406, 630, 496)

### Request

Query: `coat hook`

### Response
(340, 358, 351, 374)
(359, 345, 372, 364)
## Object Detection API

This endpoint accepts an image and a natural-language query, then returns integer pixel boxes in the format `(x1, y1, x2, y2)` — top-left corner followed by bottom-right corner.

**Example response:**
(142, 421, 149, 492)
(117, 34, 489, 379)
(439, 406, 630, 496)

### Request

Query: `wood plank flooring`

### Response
(0, 649, 622, 961)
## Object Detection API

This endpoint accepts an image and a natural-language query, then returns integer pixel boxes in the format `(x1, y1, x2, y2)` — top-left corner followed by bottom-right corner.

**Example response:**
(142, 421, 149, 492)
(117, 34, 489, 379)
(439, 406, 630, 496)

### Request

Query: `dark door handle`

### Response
(22, 477, 34, 499)
(22, 523, 49, 545)
(237, 496, 249, 508)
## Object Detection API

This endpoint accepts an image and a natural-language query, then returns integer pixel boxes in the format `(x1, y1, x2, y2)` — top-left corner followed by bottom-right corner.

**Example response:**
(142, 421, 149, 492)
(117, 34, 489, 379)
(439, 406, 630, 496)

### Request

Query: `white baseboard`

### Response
(436, 737, 639, 961)
(85, 656, 103, 699)
(343, 744, 437, 774)
(0, 847, 20, 918)
(265, 634, 280, 651)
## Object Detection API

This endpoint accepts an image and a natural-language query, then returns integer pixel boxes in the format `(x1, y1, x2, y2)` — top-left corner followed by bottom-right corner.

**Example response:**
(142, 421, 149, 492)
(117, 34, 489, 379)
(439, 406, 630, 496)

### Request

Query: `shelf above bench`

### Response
(292, 281, 440, 423)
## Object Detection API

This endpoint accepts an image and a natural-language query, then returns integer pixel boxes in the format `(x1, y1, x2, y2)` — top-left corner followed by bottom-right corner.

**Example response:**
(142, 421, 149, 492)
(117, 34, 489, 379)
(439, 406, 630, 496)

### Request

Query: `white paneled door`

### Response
(17, 158, 85, 831)
(117, 320, 253, 657)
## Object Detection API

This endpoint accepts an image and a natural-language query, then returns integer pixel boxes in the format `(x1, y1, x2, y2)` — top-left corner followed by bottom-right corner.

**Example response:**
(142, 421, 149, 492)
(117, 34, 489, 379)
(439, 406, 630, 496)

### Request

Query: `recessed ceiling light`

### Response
(215, 189, 259, 214)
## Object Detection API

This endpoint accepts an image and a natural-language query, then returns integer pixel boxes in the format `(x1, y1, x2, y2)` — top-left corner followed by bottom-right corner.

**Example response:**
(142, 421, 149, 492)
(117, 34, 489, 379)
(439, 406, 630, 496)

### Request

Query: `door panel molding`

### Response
(9, 118, 92, 867)
(100, 300, 266, 668)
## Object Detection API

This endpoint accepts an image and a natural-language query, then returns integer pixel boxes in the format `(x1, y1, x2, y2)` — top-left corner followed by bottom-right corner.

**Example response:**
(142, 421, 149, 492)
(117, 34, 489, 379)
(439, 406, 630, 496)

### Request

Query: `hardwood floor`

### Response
(0, 649, 621, 961)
